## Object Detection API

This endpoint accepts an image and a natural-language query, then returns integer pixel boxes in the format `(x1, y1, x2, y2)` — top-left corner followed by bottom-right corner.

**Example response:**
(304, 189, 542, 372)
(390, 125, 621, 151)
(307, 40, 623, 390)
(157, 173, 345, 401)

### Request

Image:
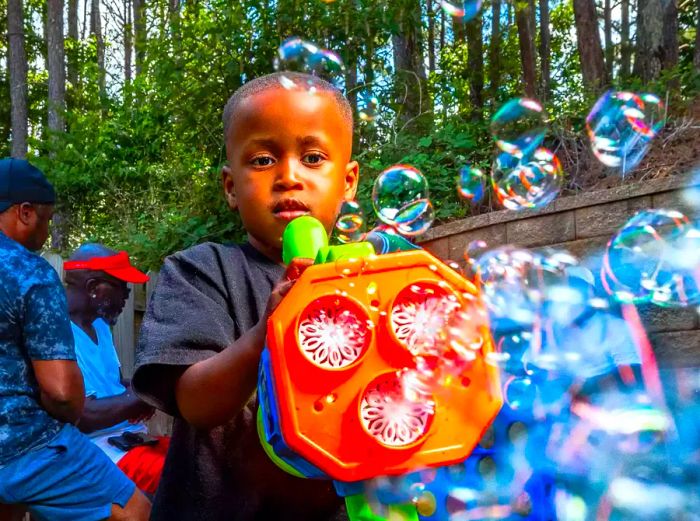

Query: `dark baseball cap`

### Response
(0, 158, 56, 212)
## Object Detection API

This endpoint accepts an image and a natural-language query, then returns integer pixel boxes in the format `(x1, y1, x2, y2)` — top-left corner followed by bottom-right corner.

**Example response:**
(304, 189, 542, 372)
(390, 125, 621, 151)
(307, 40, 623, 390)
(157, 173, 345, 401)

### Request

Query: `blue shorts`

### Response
(0, 424, 136, 521)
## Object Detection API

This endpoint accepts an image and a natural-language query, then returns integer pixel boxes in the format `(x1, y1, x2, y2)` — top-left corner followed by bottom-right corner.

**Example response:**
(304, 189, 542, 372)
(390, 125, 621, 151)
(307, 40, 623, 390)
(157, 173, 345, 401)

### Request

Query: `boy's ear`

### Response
(344, 160, 359, 200)
(222, 165, 238, 211)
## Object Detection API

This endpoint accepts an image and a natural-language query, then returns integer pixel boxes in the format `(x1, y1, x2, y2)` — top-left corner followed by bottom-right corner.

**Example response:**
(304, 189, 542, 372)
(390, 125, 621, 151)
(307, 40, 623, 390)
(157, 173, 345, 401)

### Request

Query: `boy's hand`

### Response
(253, 258, 314, 342)
(265, 258, 314, 318)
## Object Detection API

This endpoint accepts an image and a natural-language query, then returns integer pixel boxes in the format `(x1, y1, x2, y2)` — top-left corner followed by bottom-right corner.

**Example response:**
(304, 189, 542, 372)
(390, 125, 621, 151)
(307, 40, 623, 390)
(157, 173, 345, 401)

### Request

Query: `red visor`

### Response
(63, 251, 150, 284)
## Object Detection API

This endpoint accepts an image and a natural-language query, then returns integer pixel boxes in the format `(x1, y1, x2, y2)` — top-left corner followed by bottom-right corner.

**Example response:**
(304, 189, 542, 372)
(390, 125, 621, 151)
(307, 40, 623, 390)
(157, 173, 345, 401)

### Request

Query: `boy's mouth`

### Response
(272, 198, 311, 221)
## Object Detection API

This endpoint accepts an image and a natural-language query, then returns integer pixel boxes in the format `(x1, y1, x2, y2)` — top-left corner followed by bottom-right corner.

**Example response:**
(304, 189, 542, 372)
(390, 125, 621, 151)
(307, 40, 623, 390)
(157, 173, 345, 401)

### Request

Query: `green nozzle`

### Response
(282, 216, 329, 265)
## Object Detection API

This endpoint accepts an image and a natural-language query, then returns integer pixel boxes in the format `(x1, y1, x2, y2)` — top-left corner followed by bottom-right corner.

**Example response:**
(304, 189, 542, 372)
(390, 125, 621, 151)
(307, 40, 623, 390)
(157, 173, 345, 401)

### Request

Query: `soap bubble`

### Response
(394, 199, 435, 237)
(335, 200, 365, 243)
(372, 165, 433, 236)
(439, 0, 483, 21)
(274, 37, 344, 87)
(306, 48, 345, 78)
(274, 37, 316, 73)
(504, 376, 536, 410)
(358, 91, 379, 122)
(491, 98, 547, 159)
(475, 246, 542, 329)
(586, 91, 665, 175)
(457, 165, 486, 202)
(492, 147, 563, 210)
(602, 209, 700, 306)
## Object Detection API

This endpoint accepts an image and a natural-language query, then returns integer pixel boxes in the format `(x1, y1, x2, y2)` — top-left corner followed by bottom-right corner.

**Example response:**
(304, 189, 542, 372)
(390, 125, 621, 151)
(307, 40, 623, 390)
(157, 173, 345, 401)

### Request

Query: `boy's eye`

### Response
(302, 153, 325, 165)
(251, 156, 275, 167)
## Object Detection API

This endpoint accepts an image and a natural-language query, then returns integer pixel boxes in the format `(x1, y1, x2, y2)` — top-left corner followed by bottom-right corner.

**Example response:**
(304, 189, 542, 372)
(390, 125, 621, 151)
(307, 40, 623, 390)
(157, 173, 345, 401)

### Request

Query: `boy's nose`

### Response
(274, 159, 304, 190)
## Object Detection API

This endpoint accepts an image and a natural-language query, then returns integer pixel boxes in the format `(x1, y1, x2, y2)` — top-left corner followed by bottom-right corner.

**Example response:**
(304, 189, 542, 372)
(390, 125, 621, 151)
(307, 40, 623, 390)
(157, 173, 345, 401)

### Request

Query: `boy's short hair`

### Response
(222, 71, 354, 142)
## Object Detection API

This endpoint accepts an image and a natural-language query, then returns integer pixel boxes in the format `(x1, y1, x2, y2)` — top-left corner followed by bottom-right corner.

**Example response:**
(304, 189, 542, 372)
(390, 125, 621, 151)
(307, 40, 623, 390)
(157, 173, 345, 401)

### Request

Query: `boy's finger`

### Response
(284, 258, 314, 281)
(277, 279, 296, 298)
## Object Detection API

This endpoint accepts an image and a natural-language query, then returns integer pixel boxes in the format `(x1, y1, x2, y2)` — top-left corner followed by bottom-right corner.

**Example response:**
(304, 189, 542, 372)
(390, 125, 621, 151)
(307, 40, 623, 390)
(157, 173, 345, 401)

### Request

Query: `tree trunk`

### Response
(466, 15, 484, 117)
(67, 0, 78, 86)
(695, 0, 700, 71)
(427, 0, 435, 74)
(82, 0, 88, 40)
(439, 7, 445, 53)
(661, 0, 678, 71)
(8, 0, 28, 158)
(620, 0, 631, 78)
(604, 0, 613, 78)
(633, 0, 664, 82)
(573, 0, 607, 90)
(515, 0, 537, 98)
(90, 0, 105, 92)
(133, 0, 146, 76)
(169, 0, 180, 39)
(391, 0, 428, 127)
(125, 0, 133, 84)
(489, 0, 502, 101)
(47, 0, 66, 136)
(538, 0, 551, 101)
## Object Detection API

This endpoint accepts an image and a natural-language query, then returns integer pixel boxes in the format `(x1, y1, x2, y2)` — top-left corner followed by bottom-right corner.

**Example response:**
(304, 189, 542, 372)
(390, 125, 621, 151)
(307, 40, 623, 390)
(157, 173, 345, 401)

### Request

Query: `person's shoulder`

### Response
(159, 241, 252, 289)
(167, 241, 246, 267)
(1, 240, 60, 291)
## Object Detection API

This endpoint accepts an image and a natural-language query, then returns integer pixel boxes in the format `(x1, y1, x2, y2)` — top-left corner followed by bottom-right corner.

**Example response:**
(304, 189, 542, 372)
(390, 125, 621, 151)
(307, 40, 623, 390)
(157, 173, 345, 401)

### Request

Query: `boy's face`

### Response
(223, 87, 358, 262)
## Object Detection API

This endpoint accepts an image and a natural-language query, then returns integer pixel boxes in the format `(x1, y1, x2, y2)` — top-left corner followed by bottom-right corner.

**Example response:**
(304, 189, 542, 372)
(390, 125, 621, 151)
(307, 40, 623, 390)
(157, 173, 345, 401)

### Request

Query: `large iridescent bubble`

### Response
(491, 147, 563, 210)
(602, 208, 700, 307)
(586, 91, 665, 175)
(372, 164, 434, 238)
(457, 165, 486, 203)
(334, 200, 365, 243)
(491, 98, 547, 159)
(273, 37, 344, 88)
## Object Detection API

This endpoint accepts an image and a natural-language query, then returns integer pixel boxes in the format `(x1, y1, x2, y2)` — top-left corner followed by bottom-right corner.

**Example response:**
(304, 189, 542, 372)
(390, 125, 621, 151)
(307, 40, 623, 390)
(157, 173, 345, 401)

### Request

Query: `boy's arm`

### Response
(175, 277, 296, 430)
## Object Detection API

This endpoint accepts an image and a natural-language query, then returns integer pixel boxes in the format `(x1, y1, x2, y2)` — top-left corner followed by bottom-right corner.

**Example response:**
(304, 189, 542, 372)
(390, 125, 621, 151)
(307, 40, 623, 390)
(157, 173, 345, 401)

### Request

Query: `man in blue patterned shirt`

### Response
(0, 158, 150, 521)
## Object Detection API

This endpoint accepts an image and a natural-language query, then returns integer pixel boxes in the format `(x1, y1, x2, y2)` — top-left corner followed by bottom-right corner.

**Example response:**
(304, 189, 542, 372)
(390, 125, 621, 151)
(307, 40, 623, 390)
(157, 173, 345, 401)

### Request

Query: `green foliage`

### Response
(4, 0, 699, 270)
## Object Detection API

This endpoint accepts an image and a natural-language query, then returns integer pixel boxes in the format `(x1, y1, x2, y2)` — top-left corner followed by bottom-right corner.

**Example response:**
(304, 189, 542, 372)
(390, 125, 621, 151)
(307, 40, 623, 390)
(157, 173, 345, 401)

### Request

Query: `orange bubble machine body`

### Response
(257, 236, 503, 484)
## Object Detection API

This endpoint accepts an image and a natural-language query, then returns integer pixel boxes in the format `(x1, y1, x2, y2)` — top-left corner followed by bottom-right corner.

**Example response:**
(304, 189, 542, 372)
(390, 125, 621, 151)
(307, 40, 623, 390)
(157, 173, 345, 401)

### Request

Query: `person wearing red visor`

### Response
(64, 244, 169, 496)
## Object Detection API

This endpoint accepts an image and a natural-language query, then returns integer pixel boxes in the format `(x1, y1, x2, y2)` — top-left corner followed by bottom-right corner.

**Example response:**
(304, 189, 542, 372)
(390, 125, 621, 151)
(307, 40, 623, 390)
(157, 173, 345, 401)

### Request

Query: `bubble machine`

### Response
(257, 216, 503, 519)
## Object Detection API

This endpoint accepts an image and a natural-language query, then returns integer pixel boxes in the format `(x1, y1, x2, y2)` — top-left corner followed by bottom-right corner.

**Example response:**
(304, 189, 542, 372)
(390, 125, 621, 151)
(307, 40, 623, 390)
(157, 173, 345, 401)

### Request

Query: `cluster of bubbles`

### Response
(354, 200, 698, 519)
(457, 98, 563, 211)
(602, 208, 700, 307)
(335, 164, 436, 242)
(361, 229, 699, 519)
(457, 91, 666, 212)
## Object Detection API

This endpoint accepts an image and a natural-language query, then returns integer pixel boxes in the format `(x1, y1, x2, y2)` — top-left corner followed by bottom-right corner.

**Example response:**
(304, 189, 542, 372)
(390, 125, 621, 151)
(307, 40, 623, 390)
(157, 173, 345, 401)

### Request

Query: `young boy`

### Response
(132, 72, 359, 521)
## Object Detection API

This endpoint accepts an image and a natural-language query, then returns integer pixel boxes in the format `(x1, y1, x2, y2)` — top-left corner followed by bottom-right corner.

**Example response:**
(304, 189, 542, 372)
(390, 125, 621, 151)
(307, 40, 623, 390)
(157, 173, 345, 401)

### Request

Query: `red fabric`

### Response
(63, 251, 149, 283)
(117, 437, 170, 495)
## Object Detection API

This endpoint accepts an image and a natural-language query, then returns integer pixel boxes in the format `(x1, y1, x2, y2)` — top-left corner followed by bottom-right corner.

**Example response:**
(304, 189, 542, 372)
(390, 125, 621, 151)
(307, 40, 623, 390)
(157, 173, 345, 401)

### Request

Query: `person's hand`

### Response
(129, 401, 155, 423)
(251, 258, 314, 342)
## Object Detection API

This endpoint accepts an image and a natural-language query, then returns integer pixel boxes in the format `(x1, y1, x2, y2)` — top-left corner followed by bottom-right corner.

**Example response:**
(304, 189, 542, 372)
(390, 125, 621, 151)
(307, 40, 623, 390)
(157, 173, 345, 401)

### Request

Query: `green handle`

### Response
(282, 216, 329, 265)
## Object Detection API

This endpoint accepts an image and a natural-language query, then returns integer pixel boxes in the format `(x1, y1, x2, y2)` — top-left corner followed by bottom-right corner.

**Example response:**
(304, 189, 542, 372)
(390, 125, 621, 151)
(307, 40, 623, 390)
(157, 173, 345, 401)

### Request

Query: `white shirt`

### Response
(72, 318, 145, 462)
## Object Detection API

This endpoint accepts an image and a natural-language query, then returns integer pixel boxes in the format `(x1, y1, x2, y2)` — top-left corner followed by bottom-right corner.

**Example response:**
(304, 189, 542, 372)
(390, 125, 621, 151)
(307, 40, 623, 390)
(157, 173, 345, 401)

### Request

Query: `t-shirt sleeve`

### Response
(132, 248, 239, 416)
(23, 269, 75, 361)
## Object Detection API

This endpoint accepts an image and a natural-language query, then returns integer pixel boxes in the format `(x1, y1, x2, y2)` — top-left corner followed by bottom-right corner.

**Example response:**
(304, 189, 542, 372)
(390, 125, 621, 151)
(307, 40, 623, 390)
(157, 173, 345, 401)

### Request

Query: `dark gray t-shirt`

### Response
(133, 242, 346, 521)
